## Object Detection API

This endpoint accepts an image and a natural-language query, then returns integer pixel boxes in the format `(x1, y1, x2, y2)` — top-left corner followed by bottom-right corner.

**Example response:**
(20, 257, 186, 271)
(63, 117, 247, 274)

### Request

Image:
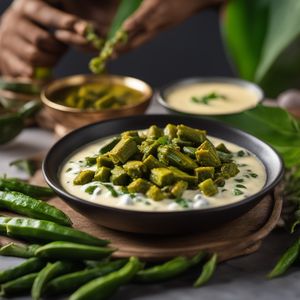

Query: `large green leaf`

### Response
(222, 0, 300, 96)
(213, 105, 300, 168)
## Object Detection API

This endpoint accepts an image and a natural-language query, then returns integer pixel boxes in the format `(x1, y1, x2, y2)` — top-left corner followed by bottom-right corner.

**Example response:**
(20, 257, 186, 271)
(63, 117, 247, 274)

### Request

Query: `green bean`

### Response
(6, 217, 109, 246)
(268, 239, 300, 279)
(31, 261, 78, 300)
(45, 259, 127, 296)
(0, 258, 45, 284)
(193, 253, 218, 287)
(0, 243, 40, 258)
(136, 252, 206, 283)
(0, 216, 11, 234)
(70, 256, 142, 300)
(0, 272, 38, 297)
(0, 177, 55, 198)
(0, 191, 71, 226)
(35, 241, 115, 260)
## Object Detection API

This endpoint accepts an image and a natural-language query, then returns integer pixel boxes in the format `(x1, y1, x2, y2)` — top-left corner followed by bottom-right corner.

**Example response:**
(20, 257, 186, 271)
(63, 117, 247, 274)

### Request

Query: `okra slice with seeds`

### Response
(199, 178, 218, 196)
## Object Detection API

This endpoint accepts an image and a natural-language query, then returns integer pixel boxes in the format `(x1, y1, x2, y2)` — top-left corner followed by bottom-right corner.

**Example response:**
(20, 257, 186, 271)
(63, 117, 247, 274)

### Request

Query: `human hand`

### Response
(0, 0, 87, 77)
(120, 0, 224, 52)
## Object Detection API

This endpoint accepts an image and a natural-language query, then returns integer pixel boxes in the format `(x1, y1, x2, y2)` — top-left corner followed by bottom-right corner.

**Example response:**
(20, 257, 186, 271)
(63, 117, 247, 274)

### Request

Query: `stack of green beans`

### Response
(0, 177, 218, 299)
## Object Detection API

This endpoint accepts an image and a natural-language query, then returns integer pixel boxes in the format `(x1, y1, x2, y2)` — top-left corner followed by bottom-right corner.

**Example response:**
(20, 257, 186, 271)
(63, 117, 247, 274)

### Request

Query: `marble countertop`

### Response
(0, 100, 298, 300)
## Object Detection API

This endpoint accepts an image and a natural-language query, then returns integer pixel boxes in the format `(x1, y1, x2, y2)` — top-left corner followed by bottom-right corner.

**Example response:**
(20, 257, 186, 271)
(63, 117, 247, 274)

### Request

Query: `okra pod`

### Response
(123, 160, 146, 179)
(0, 191, 72, 226)
(0, 272, 38, 297)
(32, 261, 78, 300)
(136, 252, 206, 283)
(0, 178, 55, 199)
(0, 243, 40, 258)
(110, 166, 130, 186)
(99, 137, 121, 155)
(45, 260, 127, 296)
(171, 181, 188, 198)
(73, 170, 95, 185)
(164, 124, 177, 140)
(109, 137, 138, 164)
(199, 179, 218, 196)
(221, 163, 240, 179)
(195, 140, 221, 167)
(0, 258, 45, 284)
(150, 168, 175, 187)
(147, 125, 163, 139)
(70, 257, 142, 300)
(35, 241, 115, 260)
(6, 218, 109, 246)
(146, 185, 165, 201)
(127, 178, 151, 194)
(177, 125, 206, 145)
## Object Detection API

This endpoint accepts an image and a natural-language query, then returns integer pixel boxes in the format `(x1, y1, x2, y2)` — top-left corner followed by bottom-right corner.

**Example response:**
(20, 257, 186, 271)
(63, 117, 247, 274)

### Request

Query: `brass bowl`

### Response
(41, 74, 153, 135)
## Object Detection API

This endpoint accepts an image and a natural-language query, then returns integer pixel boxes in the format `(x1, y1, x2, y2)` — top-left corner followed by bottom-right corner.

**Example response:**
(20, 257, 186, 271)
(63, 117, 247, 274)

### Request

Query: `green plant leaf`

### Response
(107, 0, 143, 39)
(213, 105, 300, 168)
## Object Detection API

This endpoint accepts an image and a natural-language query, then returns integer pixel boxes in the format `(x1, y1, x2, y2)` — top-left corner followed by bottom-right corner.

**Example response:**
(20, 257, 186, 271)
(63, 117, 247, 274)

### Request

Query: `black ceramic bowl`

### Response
(43, 114, 284, 235)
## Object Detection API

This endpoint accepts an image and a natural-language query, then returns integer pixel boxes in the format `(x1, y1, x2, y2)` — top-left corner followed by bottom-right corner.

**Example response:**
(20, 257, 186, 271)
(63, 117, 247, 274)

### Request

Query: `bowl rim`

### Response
(43, 114, 284, 216)
(41, 74, 153, 114)
(156, 76, 264, 116)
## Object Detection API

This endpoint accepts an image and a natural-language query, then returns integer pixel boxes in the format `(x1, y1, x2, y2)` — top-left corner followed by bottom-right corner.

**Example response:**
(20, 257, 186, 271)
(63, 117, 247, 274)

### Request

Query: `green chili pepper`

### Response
(0, 272, 38, 297)
(0, 216, 11, 234)
(0, 177, 55, 198)
(268, 239, 300, 279)
(0, 258, 46, 284)
(0, 79, 41, 94)
(45, 259, 127, 296)
(0, 243, 40, 258)
(35, 241, 115, 260)
(135, 252, 206, 283)
(6, 217, 109, 246)
(70, 256, 142, 300)
(31, 261, 79, 300)
(0, 191, 71, 226)
(193, 253, 218, 287)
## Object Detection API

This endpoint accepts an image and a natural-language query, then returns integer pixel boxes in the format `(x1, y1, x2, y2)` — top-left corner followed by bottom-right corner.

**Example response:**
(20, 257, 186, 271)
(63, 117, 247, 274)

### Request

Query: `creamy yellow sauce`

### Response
(60, 135, 266, 212)
(166, 82, 261, 115)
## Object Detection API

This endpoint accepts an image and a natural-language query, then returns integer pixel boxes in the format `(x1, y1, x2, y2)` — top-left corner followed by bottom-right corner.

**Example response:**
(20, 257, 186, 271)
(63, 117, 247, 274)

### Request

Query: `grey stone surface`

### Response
(0, 100, 298, 299)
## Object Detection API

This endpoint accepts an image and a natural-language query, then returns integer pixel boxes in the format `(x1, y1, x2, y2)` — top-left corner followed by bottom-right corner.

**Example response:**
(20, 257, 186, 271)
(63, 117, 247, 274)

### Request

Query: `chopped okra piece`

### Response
(85, 156, 97, 166)
(157, 145, 198, 171)
(147, 125, 163, 139)
(127, 178, 151, 194)
(195, 166, 215, 183)
(216, 143, 231, 153)
(143, 155, 164, 170)
(94, 94, 116, 109)
(99, 137, 121, 155)
(183, 146, 196, 158)
(109, 137, 138, 164)
(217, 151, 233, 163)
(139, 140, 160, 158)
(123, 161, 146, 179)
(168, 166, 197, 187)
(94, 166, 111, 182)
(96, 155, 114, 168)
(110, 166, 130, 185)
(164, 123, 177, 140)
(172, 138, 193, 147)
(150, 168, 175, 187)
(195, 140, 221, 167)
(199, 178, 218, 196)
(221, 163, 240, 179)
(171, 180, 188, 198)
(146, 185, 165, 201)
(73, 170, 95, 185)
(214, 176, 225, 187)
(177, 124, 206, 144)
(121, 130, 143, 143)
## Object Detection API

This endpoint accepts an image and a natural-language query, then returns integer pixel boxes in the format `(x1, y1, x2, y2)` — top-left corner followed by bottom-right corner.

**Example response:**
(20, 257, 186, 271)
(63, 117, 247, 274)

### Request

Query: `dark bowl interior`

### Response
(43, 114, 284, 235)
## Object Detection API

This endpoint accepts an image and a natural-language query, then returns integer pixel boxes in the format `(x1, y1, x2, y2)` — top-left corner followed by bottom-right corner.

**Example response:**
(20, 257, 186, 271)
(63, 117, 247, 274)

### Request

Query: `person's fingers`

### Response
(54, 29, 90, 47)
(4, 34, 59, 67)
(13, 0, 87, 32)
(15, 18, 66, 54)
(0, 50, 34, 78)
(122, 0, 159, 35)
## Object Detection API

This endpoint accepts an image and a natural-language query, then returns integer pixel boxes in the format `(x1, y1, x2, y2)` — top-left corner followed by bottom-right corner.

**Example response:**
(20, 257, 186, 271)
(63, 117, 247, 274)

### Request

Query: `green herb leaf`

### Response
(175, 198, 189, 208)
(9, 159, 37, 176)
(101, 184, 119, 197)
(236, 184, 247, 189)
(233, 188, 244, 196)
(191, 92, 227, 105)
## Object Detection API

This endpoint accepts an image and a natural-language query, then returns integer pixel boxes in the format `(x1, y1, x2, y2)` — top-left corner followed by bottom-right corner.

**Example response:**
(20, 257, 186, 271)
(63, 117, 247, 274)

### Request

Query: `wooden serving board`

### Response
(0, 170, 282, 262)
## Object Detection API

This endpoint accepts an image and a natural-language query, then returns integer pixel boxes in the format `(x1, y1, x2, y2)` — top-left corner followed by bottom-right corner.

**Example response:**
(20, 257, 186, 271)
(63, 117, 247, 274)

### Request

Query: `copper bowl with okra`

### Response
(41, 74, 153, 135)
